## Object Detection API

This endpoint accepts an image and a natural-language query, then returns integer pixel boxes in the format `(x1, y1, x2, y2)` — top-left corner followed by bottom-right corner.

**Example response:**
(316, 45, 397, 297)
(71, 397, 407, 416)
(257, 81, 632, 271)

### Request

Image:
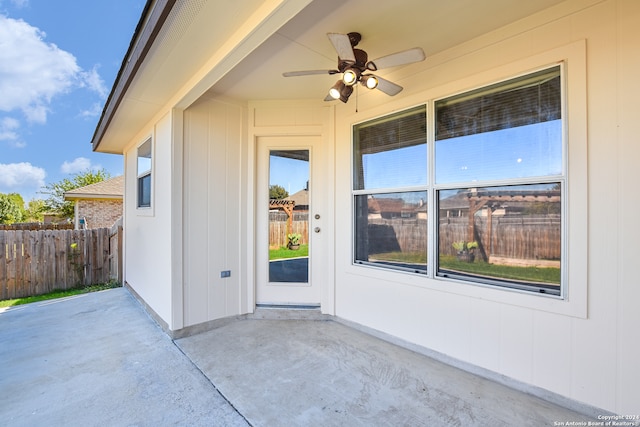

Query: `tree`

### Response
(24, 199, 46, 223)
(269, 184, 288, 199)
(0, 193, 24, 224)
(41, 169, 111, 220)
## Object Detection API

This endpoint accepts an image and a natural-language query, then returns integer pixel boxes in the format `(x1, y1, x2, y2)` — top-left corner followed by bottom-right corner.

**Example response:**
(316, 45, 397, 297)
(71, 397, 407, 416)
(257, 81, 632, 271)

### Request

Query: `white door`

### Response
(256, 135, 325, 307)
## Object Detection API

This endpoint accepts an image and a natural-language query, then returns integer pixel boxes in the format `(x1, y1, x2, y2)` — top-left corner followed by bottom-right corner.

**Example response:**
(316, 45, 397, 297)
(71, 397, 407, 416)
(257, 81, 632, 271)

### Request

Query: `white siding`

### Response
(616, 0, 640, 412)
(333, 0, 639, 414)
(124, 112, 174, 327)
(182, 98, 245, 327)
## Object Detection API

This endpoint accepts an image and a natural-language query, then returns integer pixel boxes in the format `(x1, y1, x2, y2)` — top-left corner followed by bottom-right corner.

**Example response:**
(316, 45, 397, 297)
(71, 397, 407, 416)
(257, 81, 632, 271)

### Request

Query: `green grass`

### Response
(370, 251, 427, 265)
(368, 251, 559, 285)
(0, 281, 122, 308)
(439, 255, 560, 284)
(270, 244, 309, 260)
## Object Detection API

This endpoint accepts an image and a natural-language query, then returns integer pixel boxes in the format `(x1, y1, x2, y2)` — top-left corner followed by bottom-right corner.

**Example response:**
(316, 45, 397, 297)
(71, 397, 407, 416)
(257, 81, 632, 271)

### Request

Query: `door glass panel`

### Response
(268, 150, 309, 283)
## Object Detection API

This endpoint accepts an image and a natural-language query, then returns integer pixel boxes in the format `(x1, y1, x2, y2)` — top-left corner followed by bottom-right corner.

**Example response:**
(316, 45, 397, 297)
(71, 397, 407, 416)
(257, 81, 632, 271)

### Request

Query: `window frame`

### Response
(432, 64, 565, 297)
(136, 137, 153, 210)
(349, 40, 588, 317)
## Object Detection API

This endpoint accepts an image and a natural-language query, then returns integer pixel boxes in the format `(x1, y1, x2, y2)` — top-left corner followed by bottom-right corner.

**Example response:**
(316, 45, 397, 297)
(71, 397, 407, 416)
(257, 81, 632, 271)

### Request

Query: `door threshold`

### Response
(252, 304, 329, 321)
(256, 303, 320, 310)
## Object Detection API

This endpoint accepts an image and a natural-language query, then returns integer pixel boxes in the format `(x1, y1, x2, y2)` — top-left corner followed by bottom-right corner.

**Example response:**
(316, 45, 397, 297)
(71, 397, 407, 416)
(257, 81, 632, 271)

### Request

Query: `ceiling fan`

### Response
(282, 32, 426, 103)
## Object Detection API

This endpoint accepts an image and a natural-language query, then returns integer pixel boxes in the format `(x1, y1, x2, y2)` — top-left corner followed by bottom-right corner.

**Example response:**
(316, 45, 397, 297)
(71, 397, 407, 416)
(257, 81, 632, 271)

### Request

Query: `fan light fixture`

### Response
(283, 32, 426, 104)
(329, 80, 353, 103)
(362, 74, 378, 89)
(342, 69, 359, 86)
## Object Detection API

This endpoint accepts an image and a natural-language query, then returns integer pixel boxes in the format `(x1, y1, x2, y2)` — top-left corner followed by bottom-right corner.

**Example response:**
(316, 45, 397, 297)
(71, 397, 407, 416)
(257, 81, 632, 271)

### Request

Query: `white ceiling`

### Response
(95, 0, 568, 152)
(209, 0, 566, 101)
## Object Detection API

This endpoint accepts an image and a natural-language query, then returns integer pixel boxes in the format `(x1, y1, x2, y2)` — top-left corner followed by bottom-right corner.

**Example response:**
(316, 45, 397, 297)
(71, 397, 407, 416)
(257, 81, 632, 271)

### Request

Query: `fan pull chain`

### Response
(355, 84, 359, 113)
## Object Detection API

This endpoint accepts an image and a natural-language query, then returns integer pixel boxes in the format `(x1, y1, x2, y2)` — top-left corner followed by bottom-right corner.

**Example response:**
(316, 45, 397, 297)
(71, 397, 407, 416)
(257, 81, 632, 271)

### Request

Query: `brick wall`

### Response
(76, 199, 123, 229)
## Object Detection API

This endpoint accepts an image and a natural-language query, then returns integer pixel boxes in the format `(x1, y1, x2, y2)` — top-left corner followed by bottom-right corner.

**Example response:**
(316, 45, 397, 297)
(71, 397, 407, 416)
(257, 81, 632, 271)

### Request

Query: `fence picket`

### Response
(6, 231, 16, 299)
(0, 231, 6, 300)
(43, 230, 56, 290)
(30, 231, 42, 296)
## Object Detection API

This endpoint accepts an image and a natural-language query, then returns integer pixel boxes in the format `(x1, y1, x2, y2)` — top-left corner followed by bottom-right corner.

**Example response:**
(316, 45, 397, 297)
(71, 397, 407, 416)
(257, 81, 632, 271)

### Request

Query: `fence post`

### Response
(0, 231, 6, 300)
(117, 225, 123, 283)
(108, 221, 123, 283)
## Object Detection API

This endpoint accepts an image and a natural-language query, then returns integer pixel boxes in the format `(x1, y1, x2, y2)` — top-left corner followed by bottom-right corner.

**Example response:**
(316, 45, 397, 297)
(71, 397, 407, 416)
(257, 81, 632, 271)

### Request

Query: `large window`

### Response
(353, 105, 427, 273)
(353, 65, 565, 296)
(137, 138, 152, 208)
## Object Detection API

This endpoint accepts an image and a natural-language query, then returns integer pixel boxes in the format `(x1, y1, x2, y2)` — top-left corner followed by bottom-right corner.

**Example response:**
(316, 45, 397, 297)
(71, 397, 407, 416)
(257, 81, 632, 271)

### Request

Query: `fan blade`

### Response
(327, 33, 356, 62)
(368, 47, 426, 71)
(374, 75, 403, 96)
(283, 69, 339, 77)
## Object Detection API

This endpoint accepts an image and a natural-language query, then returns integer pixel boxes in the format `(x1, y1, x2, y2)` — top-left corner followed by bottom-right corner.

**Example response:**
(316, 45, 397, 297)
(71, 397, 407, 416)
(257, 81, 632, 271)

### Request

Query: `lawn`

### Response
(270, 244, 308, 261)
(369, 251, 560, 285)
(370, 251, 427, 265)
(438, 255, 560, 284)
(0, 281, 122, 308)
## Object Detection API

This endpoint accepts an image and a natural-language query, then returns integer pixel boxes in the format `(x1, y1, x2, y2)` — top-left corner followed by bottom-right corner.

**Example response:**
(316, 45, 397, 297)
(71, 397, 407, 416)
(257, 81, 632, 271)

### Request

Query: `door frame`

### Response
(246, 102, 335, 315)
(255, 135, 324, 307)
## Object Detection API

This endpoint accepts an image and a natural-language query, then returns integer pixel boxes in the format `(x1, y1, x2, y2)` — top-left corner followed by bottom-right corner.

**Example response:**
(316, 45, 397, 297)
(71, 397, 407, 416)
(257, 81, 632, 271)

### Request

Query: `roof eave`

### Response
(64, 194, 123, 201)
(91, 0, 176, 153)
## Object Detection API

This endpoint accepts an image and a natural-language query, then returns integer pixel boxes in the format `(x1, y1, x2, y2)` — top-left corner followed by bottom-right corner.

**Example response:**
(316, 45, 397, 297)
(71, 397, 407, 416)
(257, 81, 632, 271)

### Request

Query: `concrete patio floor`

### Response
(1, 287, 597, 426)
(0, 288, 247, 427)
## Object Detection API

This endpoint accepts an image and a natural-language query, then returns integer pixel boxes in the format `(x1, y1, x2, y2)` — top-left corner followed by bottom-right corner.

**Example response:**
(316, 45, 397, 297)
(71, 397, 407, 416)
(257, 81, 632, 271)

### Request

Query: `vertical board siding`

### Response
(0, 227, 121, 299)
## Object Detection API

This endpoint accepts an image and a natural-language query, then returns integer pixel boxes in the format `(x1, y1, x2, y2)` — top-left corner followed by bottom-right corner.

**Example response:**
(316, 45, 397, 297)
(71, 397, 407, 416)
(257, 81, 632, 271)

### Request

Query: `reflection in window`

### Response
(137, 138, 152, 208)
(355, 192, 427, 273)
(435, 66, 561, 184)
(432, 65, 564, 295)
(352, 105, 428, 274)
(354, 105, 427, 190)
(437, 184, 562, 295)
(351, 65, 566, 296)
(268, 150, 309, 283)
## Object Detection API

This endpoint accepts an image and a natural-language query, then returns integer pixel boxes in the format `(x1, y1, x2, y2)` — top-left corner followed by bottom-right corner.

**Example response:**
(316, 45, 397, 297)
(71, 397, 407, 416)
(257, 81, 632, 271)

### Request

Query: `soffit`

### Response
(95, 0, 567, 153)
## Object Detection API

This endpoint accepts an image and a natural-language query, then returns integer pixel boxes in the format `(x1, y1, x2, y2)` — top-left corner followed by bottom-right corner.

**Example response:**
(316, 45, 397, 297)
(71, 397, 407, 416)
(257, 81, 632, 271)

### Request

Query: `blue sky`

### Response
(270, 154, 309, 195)
(0, 0, 145, 202)
(361, 121, 562, 189)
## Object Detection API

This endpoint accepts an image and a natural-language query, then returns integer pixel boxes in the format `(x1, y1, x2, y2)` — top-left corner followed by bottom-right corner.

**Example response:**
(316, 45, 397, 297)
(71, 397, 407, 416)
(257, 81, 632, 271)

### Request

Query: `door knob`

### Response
(314, 227, 321, 233)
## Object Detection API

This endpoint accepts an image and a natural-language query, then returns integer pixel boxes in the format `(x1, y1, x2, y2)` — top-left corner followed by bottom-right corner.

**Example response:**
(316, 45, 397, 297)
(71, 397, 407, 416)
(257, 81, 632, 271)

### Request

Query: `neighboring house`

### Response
(42, 213, 69, 225)
(90, 0, 639, 416)
(286, 187, 308, 212)
(64, 176, 124, 229)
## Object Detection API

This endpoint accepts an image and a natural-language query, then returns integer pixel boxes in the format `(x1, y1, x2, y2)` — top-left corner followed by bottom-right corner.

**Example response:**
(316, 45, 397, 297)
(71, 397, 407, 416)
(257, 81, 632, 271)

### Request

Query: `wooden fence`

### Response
(0, 222, 73, 231)
(439, 215, 561, 261)
(269, 212, 309, 248)
(0, 224, 122, 300)
(360, 214, 560, 263)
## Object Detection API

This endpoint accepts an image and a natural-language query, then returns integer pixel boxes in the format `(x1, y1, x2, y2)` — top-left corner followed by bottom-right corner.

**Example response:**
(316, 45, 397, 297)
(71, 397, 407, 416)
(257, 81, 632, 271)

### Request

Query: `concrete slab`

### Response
(1, 288, 599, 426)
(0, 288, 247, 427)
(176, 317, 595, 427)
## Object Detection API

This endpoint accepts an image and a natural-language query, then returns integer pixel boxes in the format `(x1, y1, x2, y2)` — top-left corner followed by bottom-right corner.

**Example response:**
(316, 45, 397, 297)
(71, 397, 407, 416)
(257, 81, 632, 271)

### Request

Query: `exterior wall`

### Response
(115, 0, 639, 415)
(75, 199, 122, 229)
(333, 0, 639, 414)
(182, 97, 245, 327)
(123, 112, 175, 329)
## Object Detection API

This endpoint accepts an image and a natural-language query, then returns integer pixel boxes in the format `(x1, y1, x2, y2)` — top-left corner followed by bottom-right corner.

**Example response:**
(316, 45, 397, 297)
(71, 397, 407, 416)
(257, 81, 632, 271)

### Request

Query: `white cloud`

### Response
(79, 102, 104, 118)
(79, 65, 108, 99)
(61, 157, 101, 174)
(0, 162, 46, 191)
(0, 15, 79, 124)
(0, 117, 26, 147)
(0, 15, 108, 127)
